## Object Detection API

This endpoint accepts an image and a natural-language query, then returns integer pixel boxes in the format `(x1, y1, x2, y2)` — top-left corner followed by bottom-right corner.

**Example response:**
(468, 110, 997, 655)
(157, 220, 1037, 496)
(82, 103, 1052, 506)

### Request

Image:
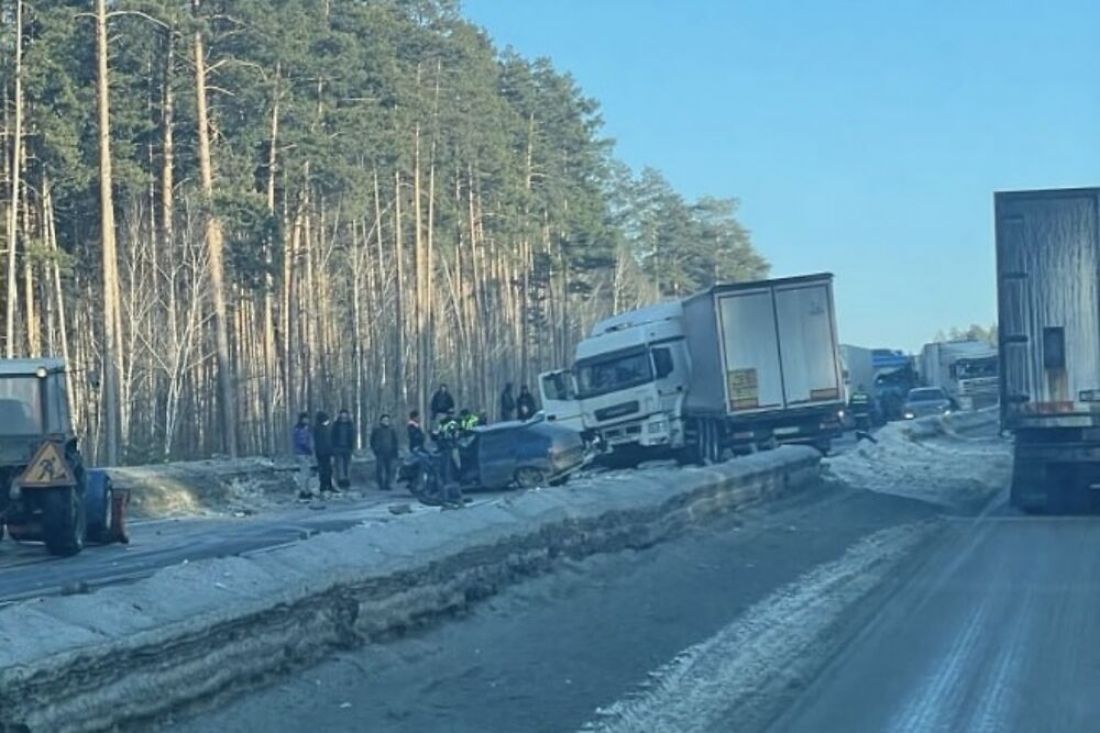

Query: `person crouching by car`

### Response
(332, 408, 356, 490)
(370, 414, 399, 491)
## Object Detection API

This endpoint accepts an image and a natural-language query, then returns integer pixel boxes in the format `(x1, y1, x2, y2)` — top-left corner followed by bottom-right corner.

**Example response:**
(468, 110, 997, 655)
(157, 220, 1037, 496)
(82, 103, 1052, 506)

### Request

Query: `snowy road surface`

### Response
(169, 480, 940, 733)
(177, 479, 1100, 733)
(168, 430, 1100, 733)
(0, 493, 501, 604)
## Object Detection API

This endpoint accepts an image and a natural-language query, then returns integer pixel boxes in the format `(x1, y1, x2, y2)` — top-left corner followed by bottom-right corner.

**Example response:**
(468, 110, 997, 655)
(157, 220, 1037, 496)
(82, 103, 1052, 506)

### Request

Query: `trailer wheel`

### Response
(42, 486, 85, 557)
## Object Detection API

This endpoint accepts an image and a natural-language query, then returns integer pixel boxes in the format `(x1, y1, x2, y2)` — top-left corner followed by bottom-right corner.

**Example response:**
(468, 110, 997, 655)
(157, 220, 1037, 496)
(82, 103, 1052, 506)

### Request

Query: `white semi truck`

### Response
(918, 340, 999, 410)
(997, 187, 1100, 512)
(539, 273, 845, 462)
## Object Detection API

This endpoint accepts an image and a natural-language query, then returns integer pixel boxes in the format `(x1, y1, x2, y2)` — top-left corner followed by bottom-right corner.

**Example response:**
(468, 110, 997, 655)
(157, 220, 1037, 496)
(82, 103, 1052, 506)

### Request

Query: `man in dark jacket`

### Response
(499, 383, 516, 421)
(370, 414, 400, 491)
(430, 384, 456, 422)
(407, 410, 425, 452)
(313, 411, 336, 493)
(516, 385, 538, 420)
(332, 409, 356, 489)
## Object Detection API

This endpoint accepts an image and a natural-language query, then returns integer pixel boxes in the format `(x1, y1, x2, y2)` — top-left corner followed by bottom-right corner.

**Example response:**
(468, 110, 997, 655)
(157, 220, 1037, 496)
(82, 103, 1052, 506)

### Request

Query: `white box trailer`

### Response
(997, 187, 1100, 511)
(840, 344, 876, 401)
(682, 275, 844, 413)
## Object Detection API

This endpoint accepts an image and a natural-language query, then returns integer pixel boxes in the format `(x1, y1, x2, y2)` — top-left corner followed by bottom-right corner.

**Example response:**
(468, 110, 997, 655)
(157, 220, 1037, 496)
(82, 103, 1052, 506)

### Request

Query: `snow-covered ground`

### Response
(825, 416, 1011, 510)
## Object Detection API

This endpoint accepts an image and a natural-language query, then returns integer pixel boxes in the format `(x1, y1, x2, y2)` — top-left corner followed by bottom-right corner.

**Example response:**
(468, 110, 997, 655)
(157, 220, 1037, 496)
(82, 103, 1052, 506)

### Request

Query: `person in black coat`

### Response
(407, 410, 426, 452)
(370, 414, 400, 491)
(430, 384, 456, 422)
(313, 411, 336, 493)
(516, 385, 538, 420)
(331, 409, 356, 489)
(499, 383, 516, 421)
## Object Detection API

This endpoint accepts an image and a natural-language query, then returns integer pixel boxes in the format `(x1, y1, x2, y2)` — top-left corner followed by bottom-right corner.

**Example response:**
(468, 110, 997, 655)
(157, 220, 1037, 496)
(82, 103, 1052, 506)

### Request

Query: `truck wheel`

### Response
(515, 467, 546, 489)
(42, 486, 85, 557)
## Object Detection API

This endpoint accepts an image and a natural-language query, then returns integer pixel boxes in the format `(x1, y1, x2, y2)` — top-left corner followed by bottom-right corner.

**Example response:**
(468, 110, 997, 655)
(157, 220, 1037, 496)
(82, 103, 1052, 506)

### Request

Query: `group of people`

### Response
(497, 382, 539, 422)
(292, 409, 402, 498)
(290, 382, 541, 498)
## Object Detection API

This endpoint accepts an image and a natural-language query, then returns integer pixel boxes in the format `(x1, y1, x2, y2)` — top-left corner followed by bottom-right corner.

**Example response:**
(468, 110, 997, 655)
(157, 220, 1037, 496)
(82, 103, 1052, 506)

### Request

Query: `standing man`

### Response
(499, 383, 516, 422)
(332, 408, 356, 490)
(370, 414, 400, 491)
(516, 384, 538, 421)
(430, 384, 456, 423)
(407, 410, 426, 452)
(292, 412, 313, 500)
(313, 411, 336, 494)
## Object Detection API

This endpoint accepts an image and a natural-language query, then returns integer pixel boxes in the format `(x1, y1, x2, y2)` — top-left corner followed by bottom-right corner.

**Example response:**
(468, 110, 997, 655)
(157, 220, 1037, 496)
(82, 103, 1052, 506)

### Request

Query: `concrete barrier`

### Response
(0, 446, 819, 733)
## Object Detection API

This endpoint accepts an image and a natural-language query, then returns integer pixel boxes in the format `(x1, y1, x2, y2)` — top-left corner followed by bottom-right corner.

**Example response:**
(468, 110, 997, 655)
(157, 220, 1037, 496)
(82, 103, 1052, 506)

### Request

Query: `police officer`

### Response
(849, 384, 872, 430)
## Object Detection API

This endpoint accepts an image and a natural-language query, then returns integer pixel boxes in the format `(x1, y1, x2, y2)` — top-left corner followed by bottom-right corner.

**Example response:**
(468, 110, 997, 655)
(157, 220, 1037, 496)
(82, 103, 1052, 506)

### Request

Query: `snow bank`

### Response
(825, 420, 1010, 510)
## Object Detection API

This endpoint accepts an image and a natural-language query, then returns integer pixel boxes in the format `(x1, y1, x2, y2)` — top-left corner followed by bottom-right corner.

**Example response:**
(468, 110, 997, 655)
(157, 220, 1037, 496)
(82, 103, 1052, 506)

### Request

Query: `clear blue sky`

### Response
(463, 0, 1100, 353)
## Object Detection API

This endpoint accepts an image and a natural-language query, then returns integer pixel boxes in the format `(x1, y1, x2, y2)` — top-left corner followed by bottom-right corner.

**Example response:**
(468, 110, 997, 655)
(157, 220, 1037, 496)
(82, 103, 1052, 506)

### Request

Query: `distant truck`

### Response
(996, 187, 1100, 512)
(539, 273, 845, 463)
(840, 344, 876, 401)
(919, 340, 999, 410)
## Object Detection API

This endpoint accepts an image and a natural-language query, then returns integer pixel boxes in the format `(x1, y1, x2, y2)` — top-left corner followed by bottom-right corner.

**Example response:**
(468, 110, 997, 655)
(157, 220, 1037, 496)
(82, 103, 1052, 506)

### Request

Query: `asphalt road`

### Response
(0, 493, 492, 604)
(769, 505, 1100, 732)
(168, 479, 939, 733)
(0, 433, 874, 606)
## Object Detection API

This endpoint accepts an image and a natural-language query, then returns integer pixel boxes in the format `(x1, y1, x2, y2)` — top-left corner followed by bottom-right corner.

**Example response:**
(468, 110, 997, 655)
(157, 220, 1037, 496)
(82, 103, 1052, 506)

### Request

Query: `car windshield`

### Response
(0, 376, 42, 435)
(576, 349, 654, 399)
(908, 388, 947, 402)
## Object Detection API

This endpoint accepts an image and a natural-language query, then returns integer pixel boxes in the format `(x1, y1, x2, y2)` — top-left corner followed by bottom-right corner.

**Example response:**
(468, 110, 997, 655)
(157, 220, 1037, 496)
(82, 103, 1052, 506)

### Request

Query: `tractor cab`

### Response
(0, 359, 123, 556)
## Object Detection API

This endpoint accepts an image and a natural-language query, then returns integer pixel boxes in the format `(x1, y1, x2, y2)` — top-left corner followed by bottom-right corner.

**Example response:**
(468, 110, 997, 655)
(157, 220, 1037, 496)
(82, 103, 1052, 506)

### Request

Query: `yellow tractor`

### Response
(0, 359, 127, 556)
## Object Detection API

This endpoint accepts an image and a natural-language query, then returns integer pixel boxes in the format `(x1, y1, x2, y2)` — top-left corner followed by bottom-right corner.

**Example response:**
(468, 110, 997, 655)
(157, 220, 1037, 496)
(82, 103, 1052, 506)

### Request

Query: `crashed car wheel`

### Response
(515, 467, 546, 489)
(42, 486, 85, 557)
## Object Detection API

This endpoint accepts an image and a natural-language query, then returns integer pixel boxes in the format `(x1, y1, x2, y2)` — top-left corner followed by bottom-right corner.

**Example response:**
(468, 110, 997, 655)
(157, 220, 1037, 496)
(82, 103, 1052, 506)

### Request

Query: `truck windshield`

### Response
(955, 357, 997, 379)
(576, 349, 654, 399)
(0, 377, 42, 435)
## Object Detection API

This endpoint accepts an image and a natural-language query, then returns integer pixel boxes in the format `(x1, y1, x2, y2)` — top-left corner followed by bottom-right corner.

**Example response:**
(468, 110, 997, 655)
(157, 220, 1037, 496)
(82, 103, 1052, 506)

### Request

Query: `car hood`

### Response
(905, 401, 950, 414)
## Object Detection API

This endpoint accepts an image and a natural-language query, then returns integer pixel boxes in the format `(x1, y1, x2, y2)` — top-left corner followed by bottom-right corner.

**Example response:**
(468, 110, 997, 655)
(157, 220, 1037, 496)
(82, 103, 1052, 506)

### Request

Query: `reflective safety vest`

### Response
(849, 391, 871, 410)
(461, 414, 480, 431)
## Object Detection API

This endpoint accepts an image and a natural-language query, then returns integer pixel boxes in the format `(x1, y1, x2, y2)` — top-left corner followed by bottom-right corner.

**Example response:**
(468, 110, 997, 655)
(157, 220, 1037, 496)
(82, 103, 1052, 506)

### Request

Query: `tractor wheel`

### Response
(42, 486, 85, 557)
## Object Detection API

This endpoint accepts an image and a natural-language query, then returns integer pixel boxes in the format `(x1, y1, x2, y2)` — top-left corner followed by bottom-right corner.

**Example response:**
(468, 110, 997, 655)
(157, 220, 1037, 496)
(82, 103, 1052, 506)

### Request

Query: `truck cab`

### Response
(538, 302, 690, 455)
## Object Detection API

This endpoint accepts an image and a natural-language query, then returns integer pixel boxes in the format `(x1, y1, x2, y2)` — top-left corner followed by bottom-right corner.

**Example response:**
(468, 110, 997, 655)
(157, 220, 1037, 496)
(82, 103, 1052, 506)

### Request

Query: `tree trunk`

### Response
(5, 0, 24, 357)
(192, 0, 238, 457)
(96, 0, 122, 464)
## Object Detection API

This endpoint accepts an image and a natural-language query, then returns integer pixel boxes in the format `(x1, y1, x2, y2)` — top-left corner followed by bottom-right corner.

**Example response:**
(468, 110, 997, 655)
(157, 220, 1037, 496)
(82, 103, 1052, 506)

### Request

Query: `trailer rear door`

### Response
(774, 280, 842, 406)
(996, 189, 1100, 424)
(716, 289, 784, 413)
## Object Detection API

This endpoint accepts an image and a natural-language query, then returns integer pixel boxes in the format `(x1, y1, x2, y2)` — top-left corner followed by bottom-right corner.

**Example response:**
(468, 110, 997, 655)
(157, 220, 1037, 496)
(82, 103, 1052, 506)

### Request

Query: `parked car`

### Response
(401, 418, 586, 501)
(902, 387, 954, 420)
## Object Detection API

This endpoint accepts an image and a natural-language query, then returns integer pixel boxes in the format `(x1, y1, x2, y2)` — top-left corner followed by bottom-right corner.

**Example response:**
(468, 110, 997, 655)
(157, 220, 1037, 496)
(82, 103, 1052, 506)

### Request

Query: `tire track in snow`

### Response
(580, 520, 938, 733)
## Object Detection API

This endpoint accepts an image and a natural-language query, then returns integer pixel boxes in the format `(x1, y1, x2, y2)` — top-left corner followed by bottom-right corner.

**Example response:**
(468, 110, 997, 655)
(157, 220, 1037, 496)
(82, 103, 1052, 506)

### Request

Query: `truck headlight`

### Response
(904, 411, 915, 420)
(648, 420, 667, 434)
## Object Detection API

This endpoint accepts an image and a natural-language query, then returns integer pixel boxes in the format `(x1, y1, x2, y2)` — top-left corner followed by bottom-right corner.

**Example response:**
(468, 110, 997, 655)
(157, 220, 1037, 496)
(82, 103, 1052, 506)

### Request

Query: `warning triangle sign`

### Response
(19, 441, 76, 488)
